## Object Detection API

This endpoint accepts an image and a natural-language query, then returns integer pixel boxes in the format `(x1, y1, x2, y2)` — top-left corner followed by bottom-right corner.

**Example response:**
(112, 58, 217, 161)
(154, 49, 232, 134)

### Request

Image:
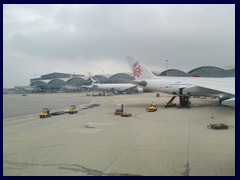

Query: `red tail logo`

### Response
(133, 61, 142, 77)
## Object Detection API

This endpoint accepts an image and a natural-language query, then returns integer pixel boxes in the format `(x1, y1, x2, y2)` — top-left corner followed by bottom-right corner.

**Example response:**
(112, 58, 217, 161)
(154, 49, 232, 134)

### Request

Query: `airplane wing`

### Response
(182, 77, 235, 107)
(120, 85, 137, 93)
(185, 77, 235, 95)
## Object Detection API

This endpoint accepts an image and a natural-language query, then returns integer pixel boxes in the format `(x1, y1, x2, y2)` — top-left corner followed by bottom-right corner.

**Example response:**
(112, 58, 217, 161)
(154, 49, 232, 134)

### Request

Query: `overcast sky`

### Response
(3, 4, 235, 88)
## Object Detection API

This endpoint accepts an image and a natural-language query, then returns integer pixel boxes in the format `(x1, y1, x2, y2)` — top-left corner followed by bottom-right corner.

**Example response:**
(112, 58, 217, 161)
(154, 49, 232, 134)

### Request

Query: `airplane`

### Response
(61, 85, 80, 90)
(84, 73, 144, 94)
(126, 56, 235, 107)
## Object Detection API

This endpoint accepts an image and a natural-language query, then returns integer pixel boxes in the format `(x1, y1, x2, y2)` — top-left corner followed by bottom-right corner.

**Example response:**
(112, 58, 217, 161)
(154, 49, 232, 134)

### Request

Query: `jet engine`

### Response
(136, 87, 144, 93)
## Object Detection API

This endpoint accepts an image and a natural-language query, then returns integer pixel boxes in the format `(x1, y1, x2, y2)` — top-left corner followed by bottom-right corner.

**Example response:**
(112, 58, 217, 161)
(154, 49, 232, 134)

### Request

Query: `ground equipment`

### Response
(115, 104, 124, 115)
(68, 105, 78, 114)
(207, 123, 229, 129)
(146, 103, 157, 112)
(165, 96, 177, 108)
(39, 108, 66, 118)
(121, 112, 132, 117)
(39, 108, 51, 118)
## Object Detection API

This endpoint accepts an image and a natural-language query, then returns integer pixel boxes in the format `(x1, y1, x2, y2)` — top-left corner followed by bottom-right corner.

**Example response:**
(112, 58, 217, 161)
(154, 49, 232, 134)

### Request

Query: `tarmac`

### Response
(3, 92, 235, 176)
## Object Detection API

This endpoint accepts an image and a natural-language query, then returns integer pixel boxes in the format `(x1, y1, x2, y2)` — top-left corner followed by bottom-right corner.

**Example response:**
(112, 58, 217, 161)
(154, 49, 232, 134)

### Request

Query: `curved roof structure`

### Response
(188, 66, 227, 77)
(30, 80, 48, 87)
(109, 73, 134, 83)
(30, 67, 234, 92)
(156, 66, 234, 77)
(65, 77, 86, 85)
(159, 69, 189, 77)
(93, 75, 109, 83)
(48, 79, 65, 88)
(188, 66, 225, 73)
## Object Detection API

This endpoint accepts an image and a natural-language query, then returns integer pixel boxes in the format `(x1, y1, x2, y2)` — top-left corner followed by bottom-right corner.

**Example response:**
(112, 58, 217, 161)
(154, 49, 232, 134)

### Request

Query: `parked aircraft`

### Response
(84, 73, 143, 94)
(126, 56, 235, 107)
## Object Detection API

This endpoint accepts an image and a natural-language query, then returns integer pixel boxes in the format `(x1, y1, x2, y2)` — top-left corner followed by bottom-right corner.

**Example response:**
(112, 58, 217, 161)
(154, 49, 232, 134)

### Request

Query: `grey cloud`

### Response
(3, 4, 235, 88)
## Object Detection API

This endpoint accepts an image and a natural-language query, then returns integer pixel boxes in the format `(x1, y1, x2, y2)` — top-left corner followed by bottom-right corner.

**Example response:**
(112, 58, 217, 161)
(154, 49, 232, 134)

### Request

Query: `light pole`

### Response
(73, 72, 75, 93)
(34, 74, 37, 92)
(165, 60, 169, 76)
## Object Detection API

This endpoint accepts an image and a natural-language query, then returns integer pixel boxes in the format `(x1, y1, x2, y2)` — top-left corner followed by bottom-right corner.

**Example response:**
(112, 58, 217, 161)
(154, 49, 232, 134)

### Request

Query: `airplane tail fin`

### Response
(126, 56, 157, 80)
(88, 72, 100, 84)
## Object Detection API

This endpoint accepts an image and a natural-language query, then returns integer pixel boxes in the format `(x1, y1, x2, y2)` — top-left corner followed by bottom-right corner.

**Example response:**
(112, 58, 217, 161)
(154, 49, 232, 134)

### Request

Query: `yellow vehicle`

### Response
(39, 108, 50, 118)
(146, 103, 157, 112)
(68, 105, 78, 114)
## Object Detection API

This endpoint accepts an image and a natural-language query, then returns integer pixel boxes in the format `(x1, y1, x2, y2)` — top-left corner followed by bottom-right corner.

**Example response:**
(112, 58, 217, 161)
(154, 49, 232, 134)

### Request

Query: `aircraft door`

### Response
(179, 88, 184, 95)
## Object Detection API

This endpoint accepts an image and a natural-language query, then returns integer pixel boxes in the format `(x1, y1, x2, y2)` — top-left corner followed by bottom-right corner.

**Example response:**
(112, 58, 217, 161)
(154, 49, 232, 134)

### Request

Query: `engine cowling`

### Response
(136, 87, 144, 93)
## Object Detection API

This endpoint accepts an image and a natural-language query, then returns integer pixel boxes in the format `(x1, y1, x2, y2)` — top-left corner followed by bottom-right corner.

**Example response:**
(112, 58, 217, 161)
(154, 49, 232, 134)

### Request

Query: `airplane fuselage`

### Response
(143, 77, 235, 100)
(92, 83, 136, 91)
(145, 78, 190, 95)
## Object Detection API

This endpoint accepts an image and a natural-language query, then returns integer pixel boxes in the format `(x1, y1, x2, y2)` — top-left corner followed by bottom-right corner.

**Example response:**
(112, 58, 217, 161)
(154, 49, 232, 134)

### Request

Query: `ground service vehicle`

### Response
(146, 103, 157, 112)
(39, 108, 51, 118)
(207, 123, 229, 129)
(115, 104, 124, 115)
(68, 105, 78, 114)
(121, 112, 132, 117)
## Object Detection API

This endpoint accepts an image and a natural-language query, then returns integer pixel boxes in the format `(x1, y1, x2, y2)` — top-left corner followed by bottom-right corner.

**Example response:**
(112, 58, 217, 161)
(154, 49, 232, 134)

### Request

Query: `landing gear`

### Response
(179, 96, 191, 108)
(179, 88, 190, 108)
(219, 99, 223, 105)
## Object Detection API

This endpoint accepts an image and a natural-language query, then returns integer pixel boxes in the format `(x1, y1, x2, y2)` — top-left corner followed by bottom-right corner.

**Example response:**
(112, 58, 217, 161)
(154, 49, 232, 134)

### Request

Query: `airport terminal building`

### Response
(29, 66, 235, 93)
